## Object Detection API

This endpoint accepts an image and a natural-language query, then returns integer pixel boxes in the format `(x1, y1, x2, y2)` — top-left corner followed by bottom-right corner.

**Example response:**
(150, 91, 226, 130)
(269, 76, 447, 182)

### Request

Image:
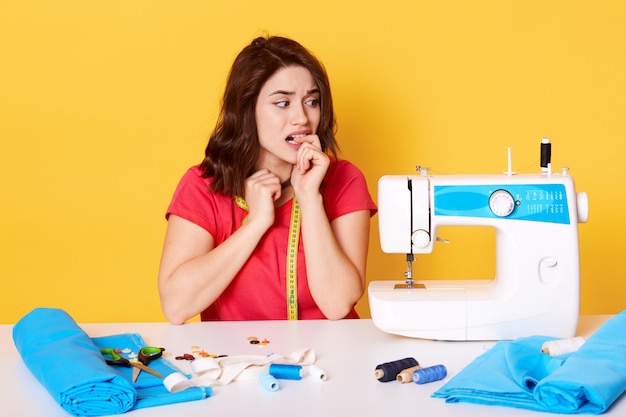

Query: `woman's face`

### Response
(255, 65, 321, 169)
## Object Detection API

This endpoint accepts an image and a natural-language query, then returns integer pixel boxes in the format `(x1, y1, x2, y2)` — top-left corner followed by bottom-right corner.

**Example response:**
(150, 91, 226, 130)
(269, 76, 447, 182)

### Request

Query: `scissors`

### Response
(100, 347, 165, 383)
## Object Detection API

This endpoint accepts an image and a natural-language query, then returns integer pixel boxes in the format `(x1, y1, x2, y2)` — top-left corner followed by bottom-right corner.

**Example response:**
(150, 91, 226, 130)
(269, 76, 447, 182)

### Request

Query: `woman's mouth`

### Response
(286, 134, 307, 145)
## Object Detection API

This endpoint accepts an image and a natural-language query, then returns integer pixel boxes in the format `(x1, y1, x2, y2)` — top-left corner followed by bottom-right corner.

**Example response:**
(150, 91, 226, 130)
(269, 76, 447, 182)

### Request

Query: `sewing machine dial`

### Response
(412, 229, 431, 248)
(489, 189, 516, 217)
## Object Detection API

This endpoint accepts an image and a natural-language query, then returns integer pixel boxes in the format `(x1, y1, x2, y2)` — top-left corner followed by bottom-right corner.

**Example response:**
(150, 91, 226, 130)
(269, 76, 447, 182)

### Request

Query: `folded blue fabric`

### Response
(91, 333, 210, 410)
(13, 308, 210, 416)
(432, 311, 626, 414)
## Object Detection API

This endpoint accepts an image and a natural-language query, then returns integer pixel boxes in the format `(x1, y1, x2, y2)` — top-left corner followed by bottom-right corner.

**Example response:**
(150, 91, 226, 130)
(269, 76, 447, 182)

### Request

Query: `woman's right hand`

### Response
(158, 169, 282, 325)
(243, 169, 282, 230)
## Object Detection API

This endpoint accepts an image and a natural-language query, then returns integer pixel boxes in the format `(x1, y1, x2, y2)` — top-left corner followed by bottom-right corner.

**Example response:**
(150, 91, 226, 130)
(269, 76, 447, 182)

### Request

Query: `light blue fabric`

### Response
(13, 308, 211, 416)
(432, 311, 626, 414)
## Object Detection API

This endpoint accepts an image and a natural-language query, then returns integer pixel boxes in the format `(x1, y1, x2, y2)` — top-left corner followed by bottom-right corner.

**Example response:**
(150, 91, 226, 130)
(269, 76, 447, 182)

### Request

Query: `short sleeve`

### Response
(322, 160, 377, 220)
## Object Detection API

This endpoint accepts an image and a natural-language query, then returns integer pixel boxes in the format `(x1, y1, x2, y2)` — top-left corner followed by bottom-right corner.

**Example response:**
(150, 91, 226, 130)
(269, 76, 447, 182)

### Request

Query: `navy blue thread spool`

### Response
(374, 357, 419, 382)
(259, 373, 280, 392)
(412, 364, 447, 384)
(269, 364, 303, 380)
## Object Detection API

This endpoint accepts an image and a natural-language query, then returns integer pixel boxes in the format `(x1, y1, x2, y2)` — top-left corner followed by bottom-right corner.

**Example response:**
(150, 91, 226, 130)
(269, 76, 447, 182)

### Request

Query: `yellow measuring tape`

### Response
(286, 199, 300, 320)
(234, 195, 300, 320)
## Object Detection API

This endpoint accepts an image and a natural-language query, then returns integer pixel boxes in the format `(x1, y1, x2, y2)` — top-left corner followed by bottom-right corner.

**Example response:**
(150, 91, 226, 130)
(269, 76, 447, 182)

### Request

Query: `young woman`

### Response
(158, 36, 377, 324)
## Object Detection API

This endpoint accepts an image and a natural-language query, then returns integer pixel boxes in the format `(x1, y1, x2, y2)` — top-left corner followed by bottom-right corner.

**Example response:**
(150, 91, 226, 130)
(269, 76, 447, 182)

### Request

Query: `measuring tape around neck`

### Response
(234, 196, 300, 320)
(286, 199, 300, 320)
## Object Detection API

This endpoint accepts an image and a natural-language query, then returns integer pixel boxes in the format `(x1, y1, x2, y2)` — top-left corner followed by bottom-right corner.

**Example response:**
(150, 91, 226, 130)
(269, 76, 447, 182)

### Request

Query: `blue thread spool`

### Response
(269, 364, 303, 380)
(374, 357, 419, 382)
(413, 364, 447, 384)
(259, 373, 280, 392)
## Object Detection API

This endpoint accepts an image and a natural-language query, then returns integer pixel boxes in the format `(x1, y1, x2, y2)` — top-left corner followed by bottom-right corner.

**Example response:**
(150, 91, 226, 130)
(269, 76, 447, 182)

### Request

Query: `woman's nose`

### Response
(290, 103, 308, 125)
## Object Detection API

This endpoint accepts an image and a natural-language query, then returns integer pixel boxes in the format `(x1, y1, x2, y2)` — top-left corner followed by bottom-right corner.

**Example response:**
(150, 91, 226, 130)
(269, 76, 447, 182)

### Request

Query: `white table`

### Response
(2, 316, 624, 416)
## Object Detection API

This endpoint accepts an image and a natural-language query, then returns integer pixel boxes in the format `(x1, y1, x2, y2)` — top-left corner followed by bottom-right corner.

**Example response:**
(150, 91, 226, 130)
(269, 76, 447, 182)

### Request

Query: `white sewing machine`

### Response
(368, 143, 589, 340)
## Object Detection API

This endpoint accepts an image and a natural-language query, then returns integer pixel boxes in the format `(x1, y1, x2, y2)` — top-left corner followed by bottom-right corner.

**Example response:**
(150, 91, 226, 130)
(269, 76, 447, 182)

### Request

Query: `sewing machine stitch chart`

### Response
(369, 139, 589, 341)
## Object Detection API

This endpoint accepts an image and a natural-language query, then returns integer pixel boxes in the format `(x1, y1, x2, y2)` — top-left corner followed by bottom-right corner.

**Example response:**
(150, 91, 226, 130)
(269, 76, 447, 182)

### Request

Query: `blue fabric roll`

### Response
(432, 311, 626, 414)
(13, 308, 210, 416)
(13, 308, 136, 416)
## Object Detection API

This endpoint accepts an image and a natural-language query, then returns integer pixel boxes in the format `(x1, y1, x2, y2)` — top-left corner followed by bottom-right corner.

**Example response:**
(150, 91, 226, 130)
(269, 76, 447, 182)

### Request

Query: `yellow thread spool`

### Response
(396, 365, 422, 383)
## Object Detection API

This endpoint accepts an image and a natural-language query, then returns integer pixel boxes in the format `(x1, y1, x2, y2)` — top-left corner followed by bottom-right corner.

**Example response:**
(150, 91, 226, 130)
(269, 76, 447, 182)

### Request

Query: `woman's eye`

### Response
(276, 100, 289, 108)
(306, 98, 319, 107)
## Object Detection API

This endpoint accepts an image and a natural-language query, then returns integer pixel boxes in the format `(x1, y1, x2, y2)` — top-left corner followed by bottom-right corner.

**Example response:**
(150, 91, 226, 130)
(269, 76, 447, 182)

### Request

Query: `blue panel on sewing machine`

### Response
(434, 184, 570, 224)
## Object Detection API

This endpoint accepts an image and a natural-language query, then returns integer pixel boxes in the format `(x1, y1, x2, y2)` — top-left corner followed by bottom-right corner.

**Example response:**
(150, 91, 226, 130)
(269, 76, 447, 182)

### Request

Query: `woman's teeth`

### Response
(286, 134, 306, 144)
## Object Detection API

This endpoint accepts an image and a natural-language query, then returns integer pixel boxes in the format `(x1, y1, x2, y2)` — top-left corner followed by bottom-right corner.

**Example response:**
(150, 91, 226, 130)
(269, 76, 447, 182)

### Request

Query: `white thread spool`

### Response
(307, 365, 327, 381)
(541, 337, 586, 356)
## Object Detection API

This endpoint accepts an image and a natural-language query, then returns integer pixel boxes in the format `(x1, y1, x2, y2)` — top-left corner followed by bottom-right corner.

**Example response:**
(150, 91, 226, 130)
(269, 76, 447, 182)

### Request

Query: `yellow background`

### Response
(1, 1, 624, 323)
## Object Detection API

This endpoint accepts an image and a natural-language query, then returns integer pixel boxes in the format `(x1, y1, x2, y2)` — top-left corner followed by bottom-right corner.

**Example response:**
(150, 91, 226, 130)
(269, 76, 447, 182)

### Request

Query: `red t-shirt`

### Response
(166, 159, 377, 321)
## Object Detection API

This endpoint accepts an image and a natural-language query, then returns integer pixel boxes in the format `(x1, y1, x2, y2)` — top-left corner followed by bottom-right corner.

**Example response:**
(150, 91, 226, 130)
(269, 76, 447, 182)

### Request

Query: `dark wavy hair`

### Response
(199, 36, 339, 197)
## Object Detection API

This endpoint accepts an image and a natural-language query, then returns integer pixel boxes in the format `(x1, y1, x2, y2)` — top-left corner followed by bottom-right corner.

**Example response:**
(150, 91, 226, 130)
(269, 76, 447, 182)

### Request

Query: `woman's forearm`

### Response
(158, 215, 268, 324)
(298, 195, 370, 319)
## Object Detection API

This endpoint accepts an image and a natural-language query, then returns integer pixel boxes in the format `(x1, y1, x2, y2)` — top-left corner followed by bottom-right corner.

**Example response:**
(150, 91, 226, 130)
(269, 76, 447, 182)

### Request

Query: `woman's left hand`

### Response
(290, 134, 329, 198)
